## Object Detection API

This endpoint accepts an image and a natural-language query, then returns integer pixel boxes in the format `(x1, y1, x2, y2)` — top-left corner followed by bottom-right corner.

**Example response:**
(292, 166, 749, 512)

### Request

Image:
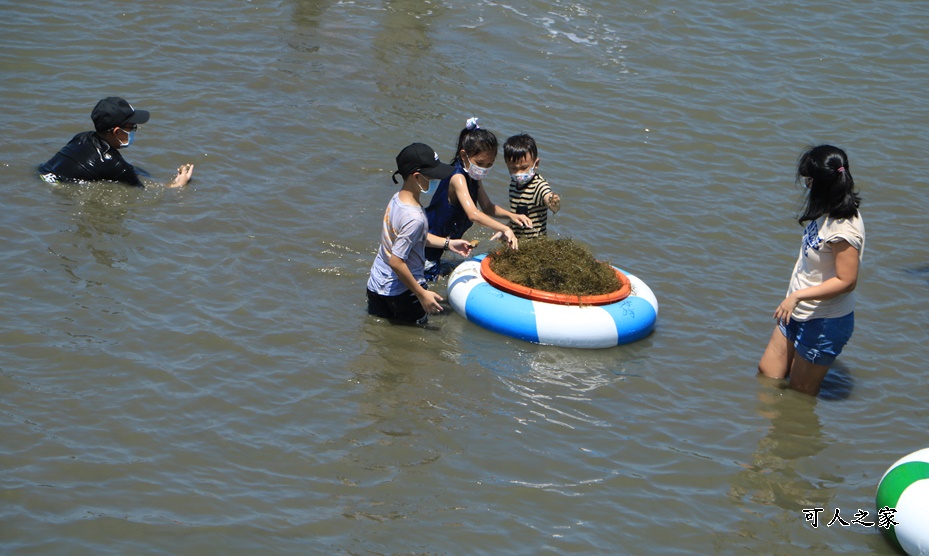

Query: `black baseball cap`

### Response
(91, 97, 150, 132)
(393, 143, 454, 184)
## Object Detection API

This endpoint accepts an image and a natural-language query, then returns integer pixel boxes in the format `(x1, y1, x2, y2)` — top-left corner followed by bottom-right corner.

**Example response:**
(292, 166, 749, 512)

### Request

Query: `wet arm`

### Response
(450, 177, 517, 235)
(426, 234, 473, 257)
(474, 182, 533, 230)
(544, 191, 561, 213)
(168, 164, 195, 188)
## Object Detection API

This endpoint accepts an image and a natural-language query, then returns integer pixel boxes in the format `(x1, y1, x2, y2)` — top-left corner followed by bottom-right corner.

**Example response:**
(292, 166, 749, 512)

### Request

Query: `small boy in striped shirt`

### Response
(503, 133, 561, 239)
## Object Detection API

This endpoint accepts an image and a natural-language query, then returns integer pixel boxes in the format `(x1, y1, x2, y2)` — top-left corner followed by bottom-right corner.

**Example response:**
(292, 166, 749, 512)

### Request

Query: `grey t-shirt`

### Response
(367, 193, 428, 296)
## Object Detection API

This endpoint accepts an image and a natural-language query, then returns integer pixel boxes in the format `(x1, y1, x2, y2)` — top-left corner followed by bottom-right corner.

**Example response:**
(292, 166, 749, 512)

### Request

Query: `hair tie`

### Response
(837, 166, 845, 173)
(465, 117, 480, 131)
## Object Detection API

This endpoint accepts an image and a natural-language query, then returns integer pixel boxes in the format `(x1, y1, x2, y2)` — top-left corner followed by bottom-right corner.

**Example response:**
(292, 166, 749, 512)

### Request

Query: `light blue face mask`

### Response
(119, 129, 135, 148)
(420, 178, 441, 195)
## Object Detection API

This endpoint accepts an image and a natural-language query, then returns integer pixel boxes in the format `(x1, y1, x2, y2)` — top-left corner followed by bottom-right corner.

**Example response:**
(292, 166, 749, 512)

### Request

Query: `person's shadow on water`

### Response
(817, 360, 854, 401)
(905, 264, 929, 286)
(724, 361, 854, 515)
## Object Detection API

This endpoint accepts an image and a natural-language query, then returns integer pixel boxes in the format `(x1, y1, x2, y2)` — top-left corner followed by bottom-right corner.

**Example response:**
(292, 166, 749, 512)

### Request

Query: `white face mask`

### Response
(465, 156, 491, 181)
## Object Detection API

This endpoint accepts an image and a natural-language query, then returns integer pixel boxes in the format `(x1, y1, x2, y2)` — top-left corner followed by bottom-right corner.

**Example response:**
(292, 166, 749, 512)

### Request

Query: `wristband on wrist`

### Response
(443, 237, 450, 250)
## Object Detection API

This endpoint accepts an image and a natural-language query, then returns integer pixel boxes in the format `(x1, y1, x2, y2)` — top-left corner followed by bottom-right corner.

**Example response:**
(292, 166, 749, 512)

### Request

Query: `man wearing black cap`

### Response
(366, 143, 474, 325)
(39, 97, 193, 188)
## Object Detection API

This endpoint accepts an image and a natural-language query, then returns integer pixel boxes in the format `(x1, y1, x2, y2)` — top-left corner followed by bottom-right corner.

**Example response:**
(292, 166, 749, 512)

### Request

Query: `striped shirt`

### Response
(508, 173, 553, 239)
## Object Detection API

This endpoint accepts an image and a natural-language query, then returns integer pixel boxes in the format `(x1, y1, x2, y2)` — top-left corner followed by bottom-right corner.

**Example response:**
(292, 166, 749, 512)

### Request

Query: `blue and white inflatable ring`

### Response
(447, 255, 658, 349)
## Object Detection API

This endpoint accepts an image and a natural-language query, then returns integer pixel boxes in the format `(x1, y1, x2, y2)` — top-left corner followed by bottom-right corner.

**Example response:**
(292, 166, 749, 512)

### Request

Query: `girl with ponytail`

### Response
(423, 117, 533, 279)
(758, 145, 865, 396)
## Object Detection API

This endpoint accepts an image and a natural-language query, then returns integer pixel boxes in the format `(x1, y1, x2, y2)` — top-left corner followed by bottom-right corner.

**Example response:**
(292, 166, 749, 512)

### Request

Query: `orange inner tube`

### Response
(480, 256, 632, 306)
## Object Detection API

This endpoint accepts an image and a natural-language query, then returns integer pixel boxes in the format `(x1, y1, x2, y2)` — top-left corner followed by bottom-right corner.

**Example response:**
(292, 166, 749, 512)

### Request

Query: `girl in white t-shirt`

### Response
(758, 145, 865, 396)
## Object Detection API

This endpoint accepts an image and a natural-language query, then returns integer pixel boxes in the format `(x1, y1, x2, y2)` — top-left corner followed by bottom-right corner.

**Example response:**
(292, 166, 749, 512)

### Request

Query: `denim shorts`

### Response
(779, 312, 854, 366)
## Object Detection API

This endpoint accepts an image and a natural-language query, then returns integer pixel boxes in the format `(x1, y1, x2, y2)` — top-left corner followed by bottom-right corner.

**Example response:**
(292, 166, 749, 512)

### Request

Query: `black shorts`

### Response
(366, 287, 428, 325)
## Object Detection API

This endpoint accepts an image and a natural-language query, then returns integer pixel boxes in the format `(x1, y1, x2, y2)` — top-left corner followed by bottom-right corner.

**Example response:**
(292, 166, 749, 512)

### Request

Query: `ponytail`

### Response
(452, 117, 498, 165)
(796, 145, 861, 224)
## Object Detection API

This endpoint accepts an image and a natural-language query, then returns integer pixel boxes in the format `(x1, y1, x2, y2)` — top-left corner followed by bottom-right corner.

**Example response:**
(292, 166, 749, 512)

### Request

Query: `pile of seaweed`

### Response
(488, 237, 620, 296)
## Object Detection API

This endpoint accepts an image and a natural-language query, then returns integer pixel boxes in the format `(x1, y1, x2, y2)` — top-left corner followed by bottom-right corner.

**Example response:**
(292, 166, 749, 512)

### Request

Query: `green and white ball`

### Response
(876, 448, 929, 555)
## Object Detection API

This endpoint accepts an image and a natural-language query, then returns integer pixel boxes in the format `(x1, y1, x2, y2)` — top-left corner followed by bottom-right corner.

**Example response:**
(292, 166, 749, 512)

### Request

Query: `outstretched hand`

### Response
(490, 229, 519, 250)
(169, 163, 195, 188)
(447, 239, 473, 257)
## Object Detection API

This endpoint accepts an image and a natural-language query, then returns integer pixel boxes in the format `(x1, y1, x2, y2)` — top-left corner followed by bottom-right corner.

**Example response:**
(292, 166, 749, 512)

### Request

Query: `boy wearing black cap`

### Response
(366, 143, 473, 324)
(39, 97, 193, 188)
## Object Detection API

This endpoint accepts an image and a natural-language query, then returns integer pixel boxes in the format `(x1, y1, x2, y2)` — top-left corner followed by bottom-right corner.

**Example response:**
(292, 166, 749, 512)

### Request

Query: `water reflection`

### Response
(369, 1, 454, 126)
(343, 321, 463, 442)
(490, 348, 643, 430)
(326, 324, 472, 523)
(372, 0, 443, 66)
(49, 183, 146, 270)
(5, 0, 926, 552)
(905, 264, 929, 286)
(728, 384, 833, 514)
(289, 0, 331, 53)
(291, 0, 333, 25)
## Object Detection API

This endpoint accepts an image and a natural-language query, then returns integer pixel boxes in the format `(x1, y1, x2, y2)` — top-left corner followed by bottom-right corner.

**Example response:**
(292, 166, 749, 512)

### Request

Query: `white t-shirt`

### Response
(367, 193, 428, 296)
(787, 211, 865, 321)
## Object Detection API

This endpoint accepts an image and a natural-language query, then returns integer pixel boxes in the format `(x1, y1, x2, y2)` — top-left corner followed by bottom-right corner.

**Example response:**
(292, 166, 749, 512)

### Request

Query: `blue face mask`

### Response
(119, 129, 135, 148)
(419, 177, 441, 195)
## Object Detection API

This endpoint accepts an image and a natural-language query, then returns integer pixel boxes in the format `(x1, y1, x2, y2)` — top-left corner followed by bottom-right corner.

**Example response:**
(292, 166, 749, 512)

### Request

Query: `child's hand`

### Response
(546, 193, 561, 214)
(491, 229, 519, 250)
(773, 293, 800, 326)
(447, 239, 473, 257)
(418, 290, 445, 315)
(511, 213, 533, 229)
